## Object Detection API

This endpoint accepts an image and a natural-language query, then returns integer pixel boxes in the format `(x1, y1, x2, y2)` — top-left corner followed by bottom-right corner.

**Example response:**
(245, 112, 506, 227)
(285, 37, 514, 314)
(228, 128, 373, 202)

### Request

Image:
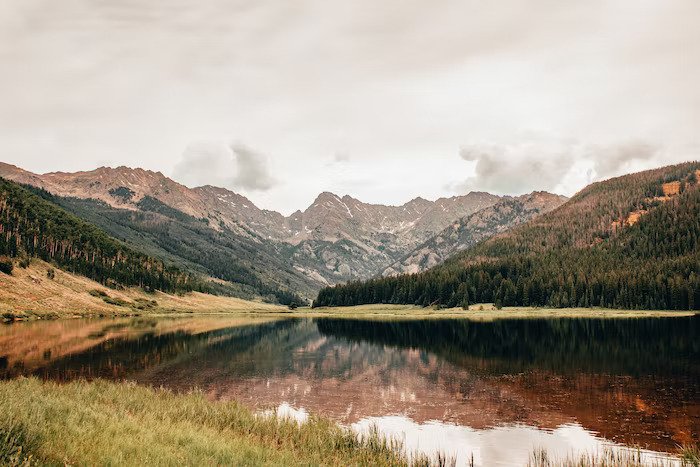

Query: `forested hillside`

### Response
(315, 162, 700, 310)
(31, 189, 311, 304)
(0, 178, 198, 293)
(0, 163, 512, 285)
(382, 192, 567, 276)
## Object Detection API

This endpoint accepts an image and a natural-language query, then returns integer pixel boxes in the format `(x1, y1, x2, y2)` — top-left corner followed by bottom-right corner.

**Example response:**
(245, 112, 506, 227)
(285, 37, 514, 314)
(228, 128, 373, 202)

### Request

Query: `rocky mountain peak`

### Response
(382, 190, 568, 276)
(402, 197, 433, 213)
(307, 192, 344, 209)
(0, 161, 564, 288)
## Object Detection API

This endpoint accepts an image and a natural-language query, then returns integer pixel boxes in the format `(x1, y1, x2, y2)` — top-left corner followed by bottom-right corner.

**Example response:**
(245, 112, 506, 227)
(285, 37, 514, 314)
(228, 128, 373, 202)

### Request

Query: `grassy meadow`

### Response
(1, 378, 697, 467)
(301, 303, 697, 321)
(0, 259, 286, 322)
(0, 378, 421, 466)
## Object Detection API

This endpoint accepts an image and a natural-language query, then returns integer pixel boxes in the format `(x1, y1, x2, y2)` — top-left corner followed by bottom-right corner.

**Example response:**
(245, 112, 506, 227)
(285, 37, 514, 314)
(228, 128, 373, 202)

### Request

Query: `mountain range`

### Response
(0, 162, 567, 300)
(315, 162, 700, 310)
(382, 191, 568, 276)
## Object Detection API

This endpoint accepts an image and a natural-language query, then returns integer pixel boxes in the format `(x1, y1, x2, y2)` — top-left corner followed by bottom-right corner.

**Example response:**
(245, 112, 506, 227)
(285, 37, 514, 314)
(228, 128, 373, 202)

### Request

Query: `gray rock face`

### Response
(282, 191, 502, 283)
(0, 162, 564, 288)
(382, 192, 568, 276)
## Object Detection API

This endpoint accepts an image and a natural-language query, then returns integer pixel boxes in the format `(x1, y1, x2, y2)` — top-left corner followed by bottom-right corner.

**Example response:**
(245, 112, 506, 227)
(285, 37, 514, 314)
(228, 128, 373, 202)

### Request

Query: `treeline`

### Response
(315, 317, 700, 376)
(133, 196, 307, 304)
(34, 189, 308, 305)
(314, 163, 700, 310)
(0, 177, 199, 293)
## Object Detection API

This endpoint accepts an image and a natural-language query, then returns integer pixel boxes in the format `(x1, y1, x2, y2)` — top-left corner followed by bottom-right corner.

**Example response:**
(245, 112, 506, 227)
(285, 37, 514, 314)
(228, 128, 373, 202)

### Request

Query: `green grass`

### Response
(1, 378, 696, 466)
(528, 446, 699, 467)
(0, 378, 447, 466)
(294, 304, 696, 321)
(680, 444, 700, 466)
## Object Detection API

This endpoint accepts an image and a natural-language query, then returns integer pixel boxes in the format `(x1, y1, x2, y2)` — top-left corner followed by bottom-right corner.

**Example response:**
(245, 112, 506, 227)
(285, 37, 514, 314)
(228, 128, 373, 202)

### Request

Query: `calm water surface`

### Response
(1, 315, 698, 465)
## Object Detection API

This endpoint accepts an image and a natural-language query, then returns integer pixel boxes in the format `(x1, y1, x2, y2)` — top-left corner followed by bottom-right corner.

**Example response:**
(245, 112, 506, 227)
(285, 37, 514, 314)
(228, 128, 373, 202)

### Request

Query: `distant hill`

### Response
(0, 177, 311, 304)
(0, 177, 197, 293)
(44, 192, 317, 303)
(382, 192, 567, 276)
(0, 162, 528, 285)
(314, 162, 700, 310)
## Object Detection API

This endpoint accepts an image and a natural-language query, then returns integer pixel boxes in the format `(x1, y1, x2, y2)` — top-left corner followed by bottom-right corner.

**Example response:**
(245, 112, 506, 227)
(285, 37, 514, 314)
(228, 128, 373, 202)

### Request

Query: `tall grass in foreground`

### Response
(1, 378, 696, 466)
(528, 446, 699, 467)
(0, 378, 452, 466)
(679, 445, 700, 467)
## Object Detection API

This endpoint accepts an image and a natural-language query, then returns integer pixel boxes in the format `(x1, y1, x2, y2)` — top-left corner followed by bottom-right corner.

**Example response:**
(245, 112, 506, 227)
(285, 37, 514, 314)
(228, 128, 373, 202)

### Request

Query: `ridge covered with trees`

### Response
(26, 186, 309, 305)
(0, 177, 199, 293)
(314, 162, 700, 310)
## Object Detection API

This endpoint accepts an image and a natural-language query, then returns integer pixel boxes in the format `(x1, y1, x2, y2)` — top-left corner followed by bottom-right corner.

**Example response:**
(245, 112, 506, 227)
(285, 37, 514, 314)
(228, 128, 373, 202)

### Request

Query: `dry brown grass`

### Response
(0, 259, 285, 321)
(302, 304, 696, 321)
(0, 378, 418, 466)
(1, 260, 694, 322)
(662, 181, 682, 196)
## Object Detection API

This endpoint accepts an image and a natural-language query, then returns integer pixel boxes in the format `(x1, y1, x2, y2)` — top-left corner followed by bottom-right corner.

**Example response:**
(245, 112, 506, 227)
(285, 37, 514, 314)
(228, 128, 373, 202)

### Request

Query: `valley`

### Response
(3, 3, 698, 464)
(315, 162, 700, 310)
(0, 162, 566, 302)
(1, 161, 699, 466)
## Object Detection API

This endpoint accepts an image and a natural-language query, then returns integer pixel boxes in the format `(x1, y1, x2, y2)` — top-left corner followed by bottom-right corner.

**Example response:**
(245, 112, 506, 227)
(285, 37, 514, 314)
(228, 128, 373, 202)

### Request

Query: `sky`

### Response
(1, 0, 698, 214)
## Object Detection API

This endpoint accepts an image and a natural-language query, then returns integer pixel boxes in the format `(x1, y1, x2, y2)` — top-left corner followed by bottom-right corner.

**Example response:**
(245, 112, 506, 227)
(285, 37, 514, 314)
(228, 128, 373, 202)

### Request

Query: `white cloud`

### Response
(172, 141, 276, 192)
(0, 0, 697, 211)
(453, 136, 675, 196)
(172, 141, 234, 189)
(332, 152, 350, 163)
(230, 143, 276, 191)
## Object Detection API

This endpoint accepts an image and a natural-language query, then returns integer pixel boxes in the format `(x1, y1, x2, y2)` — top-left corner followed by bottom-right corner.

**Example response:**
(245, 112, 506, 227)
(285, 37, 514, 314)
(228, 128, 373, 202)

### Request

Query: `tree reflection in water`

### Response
(1, 315, 698, 453)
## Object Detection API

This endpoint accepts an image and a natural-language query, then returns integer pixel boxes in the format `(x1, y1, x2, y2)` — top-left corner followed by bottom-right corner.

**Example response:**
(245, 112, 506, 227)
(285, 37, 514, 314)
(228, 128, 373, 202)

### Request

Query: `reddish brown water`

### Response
(1, 315, 698, 465)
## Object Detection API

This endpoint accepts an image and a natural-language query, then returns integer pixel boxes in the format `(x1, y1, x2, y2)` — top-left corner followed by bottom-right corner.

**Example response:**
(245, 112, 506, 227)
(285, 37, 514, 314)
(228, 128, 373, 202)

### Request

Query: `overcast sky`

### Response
(1, 0, 698, 214)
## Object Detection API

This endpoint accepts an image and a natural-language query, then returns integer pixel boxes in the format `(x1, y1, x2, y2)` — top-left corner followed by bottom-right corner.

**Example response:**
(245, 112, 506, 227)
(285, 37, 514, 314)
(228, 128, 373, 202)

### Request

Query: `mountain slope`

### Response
(0, 163, 289, 241)
(0, 178, 198, 293)
(0, 258, 284, 320)
(0, 162, 511, 283)
(31, 190, 316, 304)
(382, 192, 567, 276)
(314, 162, 700, 310)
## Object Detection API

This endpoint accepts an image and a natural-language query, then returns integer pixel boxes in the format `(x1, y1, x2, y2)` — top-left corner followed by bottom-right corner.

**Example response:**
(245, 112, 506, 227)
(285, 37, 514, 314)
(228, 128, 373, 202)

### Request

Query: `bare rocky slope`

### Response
(315, 162, 700, 310)
(0, 162, 561, 291)
(287, 190, 501, 281)
(382, 192, 568, 276)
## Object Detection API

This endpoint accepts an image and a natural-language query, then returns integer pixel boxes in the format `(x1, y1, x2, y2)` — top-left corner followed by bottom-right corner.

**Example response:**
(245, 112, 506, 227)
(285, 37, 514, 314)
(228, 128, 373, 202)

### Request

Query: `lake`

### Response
(1, 315, 698, 465)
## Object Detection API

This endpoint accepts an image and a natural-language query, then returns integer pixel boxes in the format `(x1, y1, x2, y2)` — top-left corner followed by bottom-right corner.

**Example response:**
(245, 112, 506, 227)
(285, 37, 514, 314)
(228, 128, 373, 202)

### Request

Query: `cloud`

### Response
(454, 136, 667, 196)
(587, 142, 660, 180)
(230, 143, 276, 191)
(172, 141, 276, 192)
(323, 151, 351, 168)
(1, 1, 697, 211)
(172, 142, 235, 188)
(333, 151, 351, 163)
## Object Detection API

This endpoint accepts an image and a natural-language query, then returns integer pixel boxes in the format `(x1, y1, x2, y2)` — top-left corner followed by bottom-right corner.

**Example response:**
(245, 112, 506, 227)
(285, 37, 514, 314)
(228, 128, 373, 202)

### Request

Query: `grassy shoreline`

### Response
(1, 260, 696, 322)
(4, 301, 696, 323)
(0, 378, 416, 466)
(1, 378, 697, 466)
(293, 304, 697, 320)
(5, 305, 695, 323)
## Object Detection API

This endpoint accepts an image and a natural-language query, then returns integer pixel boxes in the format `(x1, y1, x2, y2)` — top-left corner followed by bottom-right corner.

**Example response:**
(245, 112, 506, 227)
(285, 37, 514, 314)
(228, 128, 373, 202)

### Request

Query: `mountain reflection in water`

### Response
(1, 315, 698, 459)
